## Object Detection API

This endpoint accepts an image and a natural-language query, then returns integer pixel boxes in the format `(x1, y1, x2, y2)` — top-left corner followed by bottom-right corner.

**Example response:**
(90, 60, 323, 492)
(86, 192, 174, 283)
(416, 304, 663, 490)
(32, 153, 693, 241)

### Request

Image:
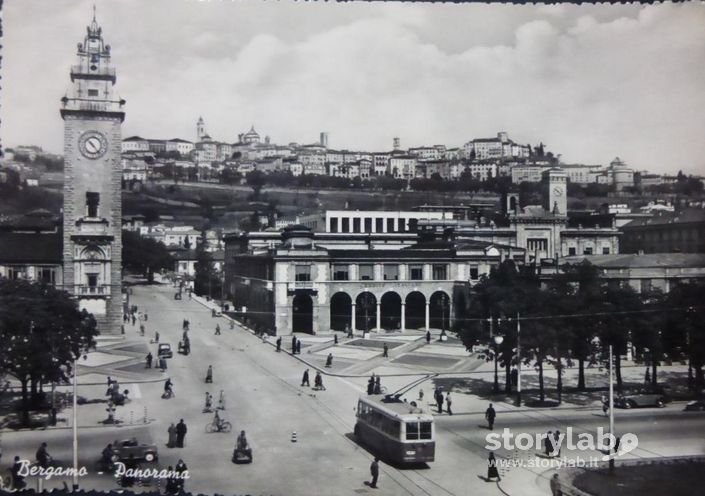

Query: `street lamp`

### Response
(493, 335, 504, 393)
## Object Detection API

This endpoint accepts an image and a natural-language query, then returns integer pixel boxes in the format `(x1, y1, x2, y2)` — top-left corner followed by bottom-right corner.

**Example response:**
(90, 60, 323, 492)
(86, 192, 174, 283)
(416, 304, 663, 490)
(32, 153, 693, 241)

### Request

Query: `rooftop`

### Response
(559, 253, 705, 269)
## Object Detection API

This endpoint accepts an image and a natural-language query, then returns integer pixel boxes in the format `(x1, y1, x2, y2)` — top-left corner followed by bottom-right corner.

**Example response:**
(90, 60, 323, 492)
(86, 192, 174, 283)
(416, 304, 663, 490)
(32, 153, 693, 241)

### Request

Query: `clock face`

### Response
(553, 186, 563, 197)
(78, 131, 108, 159)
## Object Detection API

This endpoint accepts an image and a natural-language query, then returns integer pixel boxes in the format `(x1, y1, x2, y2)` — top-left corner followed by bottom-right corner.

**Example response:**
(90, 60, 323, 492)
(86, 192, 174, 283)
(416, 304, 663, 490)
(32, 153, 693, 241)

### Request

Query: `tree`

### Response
(0, 278, 98, 425)
(194, 231, 220, 299)
(246, 170, 267, 201)
(666, 281, 705, 390)
(122, 230, 174, 282)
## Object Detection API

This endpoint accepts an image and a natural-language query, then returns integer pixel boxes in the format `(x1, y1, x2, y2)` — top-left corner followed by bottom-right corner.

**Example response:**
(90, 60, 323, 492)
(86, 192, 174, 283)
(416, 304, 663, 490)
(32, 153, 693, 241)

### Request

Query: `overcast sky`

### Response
(3, 0, 704, 175)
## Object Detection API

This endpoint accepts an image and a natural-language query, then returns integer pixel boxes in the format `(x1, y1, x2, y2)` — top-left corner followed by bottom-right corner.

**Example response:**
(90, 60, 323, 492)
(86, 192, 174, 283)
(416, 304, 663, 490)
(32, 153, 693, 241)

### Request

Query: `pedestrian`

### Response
(550, 473, 562, 496)
(11, 455, 26, 490)
(175, 419, 187, 448)
(131, 314, 136, 326)
(167, 422, 177, 448)
(369, 457, 380, 488)
(184, 337, 190, 355)
(334, 334, 339, 345)
(301, 369, 310, 387)
(383, 343, 388, 358)
(314, 371, 325, 390)
(326, 353, 333, 368)
(426, 330, 431, 344)
(602, 395, 609, 416)
(374, 375, 381, 395)
(487, 452, 500, 481)
(144, 312, 148, 321)
(367, 374, 375, 395)
(165, 466, 179, 495)
(419, 388, 424, 403)
(292, 336, 297, 353)
(205, 365, 213, 383)
(174, 459, 188, 490)
(140, 324, 145, 336)
(204, 392, 213, 412)
(215, 324, 221, 335)
(553, 430, 562, 457)
(218, 390, 226, 410)
(485, 403, 496, 430)
(544, 431, 553, 456)
(146, 352, 153, 369)
(106, 376, 114, 396)
(276, 336, 282, 352)
(182, 329, 188, 342)
(346, 323, 353, 338)
(182, 319, 188, 331)
(446, 392, 453, 415)
(296, 339, 302, 354)
(437, 391, 444, 414)
(511, 367, 518, 387)
(645, 367, 651, 384)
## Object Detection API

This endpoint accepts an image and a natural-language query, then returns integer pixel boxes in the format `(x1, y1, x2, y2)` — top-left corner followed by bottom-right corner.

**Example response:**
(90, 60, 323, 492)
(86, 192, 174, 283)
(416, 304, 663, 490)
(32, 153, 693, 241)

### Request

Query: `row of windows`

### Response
(358, 404, 401, 439)
(329, 217, 419, 233)
(330, 264, 449, 281)
(567, 247, 610, 255)
(3, 267, 57, 284)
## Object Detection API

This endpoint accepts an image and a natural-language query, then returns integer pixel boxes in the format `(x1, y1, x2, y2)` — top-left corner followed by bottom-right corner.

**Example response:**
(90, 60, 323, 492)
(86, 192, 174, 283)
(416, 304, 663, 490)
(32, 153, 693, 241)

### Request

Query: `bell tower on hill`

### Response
(60, 8, 126, 334)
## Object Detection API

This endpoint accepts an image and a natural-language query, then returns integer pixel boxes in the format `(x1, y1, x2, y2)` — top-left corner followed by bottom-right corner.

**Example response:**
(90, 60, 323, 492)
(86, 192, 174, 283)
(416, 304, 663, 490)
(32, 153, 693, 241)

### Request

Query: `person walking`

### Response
(426, 330, 431, 344)
(183, 336, 190, 355)
(550, 473, 563, 496)
(205, 365, 213, 383)
(296, 339, 302, 355)
(437, 391, 444, 414)
(301, 369, 310, 387)
(383, 343, 389, 358)
(167, 423, 177, 448)
(446, 392, 453, 415)
(215, 324, 221, 335)
(314, 371, 325, 390)
(218, 390, 226, 410)
(175, 419, 187, 448)
(367, 375, 375, 395)
(602, 395, 609, 416)
(204, 392, 213, 412)
(487, 452, 501, 481)
(292, 336, 297, 354)
(165, 466, 179, 495)
(174, 459, 188, 491)
(544, 431, 553, 456)
(369, 457, 380, 488)
(11, 455, 26, 490)
(140, 324, 145, 336)
(374, 375, 381, 395)
(36, 443, 51, 468)
(276, 337, 282, 352)
(485, 403, 496, 430)
(325, 353, 333, 368)
(146, 352, 153, 369)
(553, 430, 562, 457)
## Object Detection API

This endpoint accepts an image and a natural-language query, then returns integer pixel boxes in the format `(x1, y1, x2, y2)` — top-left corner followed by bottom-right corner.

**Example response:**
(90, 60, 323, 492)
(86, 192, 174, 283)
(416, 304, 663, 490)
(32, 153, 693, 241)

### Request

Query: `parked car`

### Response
(158, 343, 173, 359)
(112, 437, 158, 462)
(683, 400, 705, 412)
(615, 391, 668, 409)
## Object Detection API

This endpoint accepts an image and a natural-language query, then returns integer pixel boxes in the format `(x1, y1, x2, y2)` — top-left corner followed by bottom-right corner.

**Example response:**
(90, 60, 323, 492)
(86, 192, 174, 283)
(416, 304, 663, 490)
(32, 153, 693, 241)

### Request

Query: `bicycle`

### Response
(205, 419, 232, 433)
(161, 389, 175, 399)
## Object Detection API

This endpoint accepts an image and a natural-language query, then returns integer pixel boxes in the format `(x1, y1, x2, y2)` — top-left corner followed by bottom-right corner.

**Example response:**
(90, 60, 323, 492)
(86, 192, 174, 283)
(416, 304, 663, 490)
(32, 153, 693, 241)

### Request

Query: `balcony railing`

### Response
(288, 281, 314, 291)
(70, 65, 116, 82)
(77, 285, 109, 296)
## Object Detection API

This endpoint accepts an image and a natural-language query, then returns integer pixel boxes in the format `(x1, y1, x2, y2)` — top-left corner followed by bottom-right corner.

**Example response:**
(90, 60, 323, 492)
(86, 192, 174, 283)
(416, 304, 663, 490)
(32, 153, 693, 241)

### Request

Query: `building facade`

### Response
(620, 209, 705, 254)
(60, 12, 125, 333)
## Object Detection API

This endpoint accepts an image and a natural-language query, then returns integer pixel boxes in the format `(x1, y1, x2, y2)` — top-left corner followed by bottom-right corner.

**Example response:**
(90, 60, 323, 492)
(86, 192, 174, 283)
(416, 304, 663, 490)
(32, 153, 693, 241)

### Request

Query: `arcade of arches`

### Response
(327, 290, 451, 332)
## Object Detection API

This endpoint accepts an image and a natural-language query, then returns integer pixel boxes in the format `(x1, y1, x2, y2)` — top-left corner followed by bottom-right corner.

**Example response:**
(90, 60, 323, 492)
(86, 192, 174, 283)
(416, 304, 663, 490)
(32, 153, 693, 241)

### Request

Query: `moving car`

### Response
(112, 438, 159, 462)
(615, 391, 668, 409)
(158, 343, 173, 359)
(683, 400, 705, 412)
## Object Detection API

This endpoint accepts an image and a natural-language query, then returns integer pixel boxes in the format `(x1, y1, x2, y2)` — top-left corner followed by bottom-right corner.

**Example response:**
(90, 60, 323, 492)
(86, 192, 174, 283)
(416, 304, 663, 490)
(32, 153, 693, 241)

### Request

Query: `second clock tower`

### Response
(61, 10, 125, 334)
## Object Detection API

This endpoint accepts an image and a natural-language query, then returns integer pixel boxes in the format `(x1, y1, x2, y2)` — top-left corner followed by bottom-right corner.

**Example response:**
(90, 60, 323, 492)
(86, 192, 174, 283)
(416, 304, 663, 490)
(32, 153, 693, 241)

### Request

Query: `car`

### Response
(158, 343, 173, 359)
(112, 437, 158, 463)
(615, 391, 668, 409)
(683, 400, 705, 412)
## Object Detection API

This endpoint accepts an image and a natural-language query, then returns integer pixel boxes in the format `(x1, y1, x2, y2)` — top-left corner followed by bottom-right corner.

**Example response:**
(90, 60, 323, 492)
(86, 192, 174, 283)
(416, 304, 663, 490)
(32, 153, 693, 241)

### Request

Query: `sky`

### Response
(2, 0, 705, 175)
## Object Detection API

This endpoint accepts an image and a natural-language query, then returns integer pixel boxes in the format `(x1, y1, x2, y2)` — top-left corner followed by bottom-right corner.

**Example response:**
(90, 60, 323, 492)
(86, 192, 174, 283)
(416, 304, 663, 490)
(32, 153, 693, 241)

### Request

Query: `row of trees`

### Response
(0, 279, 98, 425)
(457, 260, 705, 403)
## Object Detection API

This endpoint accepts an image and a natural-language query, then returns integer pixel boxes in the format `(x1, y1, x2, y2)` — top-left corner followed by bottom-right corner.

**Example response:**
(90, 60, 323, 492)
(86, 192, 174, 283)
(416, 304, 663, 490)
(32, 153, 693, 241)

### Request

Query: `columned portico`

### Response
(351, 303, 356, 331)
(425, 302, 430, 330)
(400, 302, 406, 330)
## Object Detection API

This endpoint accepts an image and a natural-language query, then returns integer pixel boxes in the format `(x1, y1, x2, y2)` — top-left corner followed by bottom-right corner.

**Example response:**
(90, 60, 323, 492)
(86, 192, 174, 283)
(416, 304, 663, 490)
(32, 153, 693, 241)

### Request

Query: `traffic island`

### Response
(568, 458, 705, 496)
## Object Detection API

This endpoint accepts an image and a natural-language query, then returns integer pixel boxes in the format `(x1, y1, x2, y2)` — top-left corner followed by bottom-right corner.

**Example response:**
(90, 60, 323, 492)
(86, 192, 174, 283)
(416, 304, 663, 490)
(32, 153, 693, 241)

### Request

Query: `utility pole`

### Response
(609, 344, 615, 474)
(516, 312, 522, 407)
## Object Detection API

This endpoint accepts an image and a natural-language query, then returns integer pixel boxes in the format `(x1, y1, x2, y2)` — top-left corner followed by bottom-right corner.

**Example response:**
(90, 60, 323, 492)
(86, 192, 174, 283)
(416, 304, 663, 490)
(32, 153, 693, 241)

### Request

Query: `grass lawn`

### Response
(572, 461, 705, 496)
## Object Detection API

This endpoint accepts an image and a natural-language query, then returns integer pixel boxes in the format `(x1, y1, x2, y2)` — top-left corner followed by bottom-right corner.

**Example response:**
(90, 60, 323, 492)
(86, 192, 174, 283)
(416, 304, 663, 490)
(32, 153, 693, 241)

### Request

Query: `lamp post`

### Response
(493, 335, 504, 394)
(515, 312, 522, 407)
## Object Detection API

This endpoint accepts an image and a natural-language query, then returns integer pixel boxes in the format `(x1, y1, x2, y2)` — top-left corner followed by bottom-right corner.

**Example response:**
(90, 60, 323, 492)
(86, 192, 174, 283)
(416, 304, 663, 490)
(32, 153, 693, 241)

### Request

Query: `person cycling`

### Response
(213, 410, 224, 431)
(101, 443, 115, 469)
(164, 378, 173, 397)
(36, 442, 51, 468)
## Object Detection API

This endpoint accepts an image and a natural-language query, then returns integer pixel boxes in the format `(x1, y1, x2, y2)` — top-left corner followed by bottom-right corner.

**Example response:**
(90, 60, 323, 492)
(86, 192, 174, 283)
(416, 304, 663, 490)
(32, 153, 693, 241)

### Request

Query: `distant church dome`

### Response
(242, 125, 261, 144)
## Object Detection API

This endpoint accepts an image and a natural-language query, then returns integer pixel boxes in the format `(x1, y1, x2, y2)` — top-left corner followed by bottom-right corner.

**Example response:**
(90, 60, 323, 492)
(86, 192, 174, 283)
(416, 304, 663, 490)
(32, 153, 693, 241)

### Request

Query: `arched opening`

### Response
(355, 292, 377, 332)
(429, 291, 450, 331)
(380, 292, 402, 330)
(330, 292, 352, 331)
(292, 294, 313, 334)
(405, 291, 426, 329)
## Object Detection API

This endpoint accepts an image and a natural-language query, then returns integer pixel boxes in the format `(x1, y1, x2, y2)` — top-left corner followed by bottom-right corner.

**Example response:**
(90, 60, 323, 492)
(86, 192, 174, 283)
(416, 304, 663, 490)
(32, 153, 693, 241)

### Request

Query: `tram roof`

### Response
(359, 395, 434, 420)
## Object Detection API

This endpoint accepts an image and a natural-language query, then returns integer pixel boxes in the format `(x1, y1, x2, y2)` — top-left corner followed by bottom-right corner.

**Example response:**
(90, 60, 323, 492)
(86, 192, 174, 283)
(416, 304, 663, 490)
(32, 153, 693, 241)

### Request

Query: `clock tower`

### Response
(61, 9, 126, 334)
(542, 168, 567, 216)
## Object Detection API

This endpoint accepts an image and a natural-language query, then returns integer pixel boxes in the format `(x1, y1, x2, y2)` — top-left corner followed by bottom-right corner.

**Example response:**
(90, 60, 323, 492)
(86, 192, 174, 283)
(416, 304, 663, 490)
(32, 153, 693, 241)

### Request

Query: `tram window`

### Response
(420, 422, 432, 440)
(406, 422, 419, 440)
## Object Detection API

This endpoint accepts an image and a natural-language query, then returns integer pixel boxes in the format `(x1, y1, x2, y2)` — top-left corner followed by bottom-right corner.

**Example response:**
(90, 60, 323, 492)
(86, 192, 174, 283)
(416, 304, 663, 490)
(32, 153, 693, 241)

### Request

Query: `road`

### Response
(2, 281, 704, 495)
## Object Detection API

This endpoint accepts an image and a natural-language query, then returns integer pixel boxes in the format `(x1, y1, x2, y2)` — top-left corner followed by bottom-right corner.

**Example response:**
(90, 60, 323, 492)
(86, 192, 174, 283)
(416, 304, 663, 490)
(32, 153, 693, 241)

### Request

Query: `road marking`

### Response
(131, 384, 142, 399)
